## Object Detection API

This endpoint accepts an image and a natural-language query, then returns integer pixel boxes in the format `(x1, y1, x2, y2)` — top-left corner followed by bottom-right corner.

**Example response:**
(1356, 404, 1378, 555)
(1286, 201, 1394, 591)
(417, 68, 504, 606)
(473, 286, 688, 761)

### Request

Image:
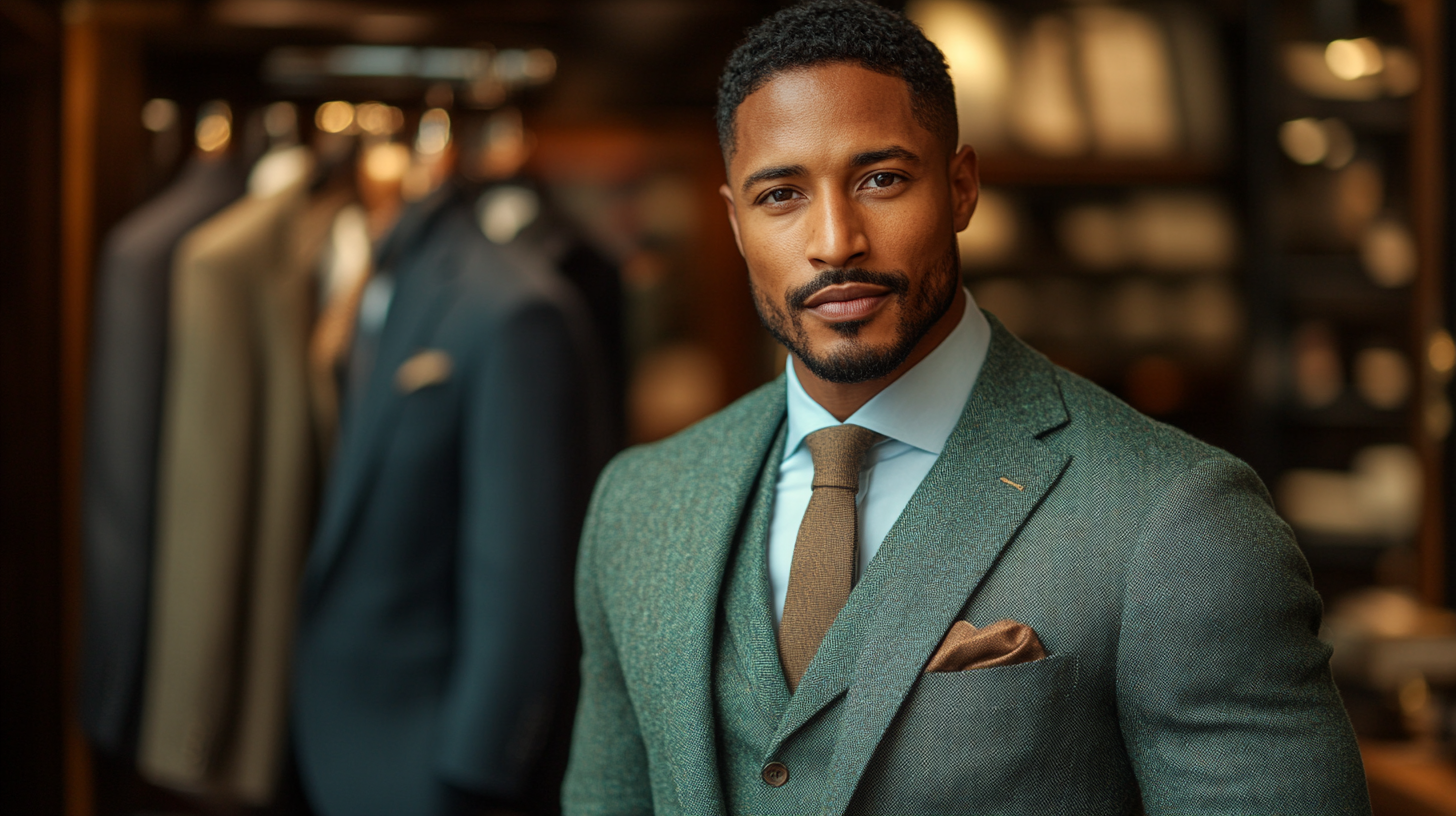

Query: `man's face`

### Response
(721, 62, 979, 384)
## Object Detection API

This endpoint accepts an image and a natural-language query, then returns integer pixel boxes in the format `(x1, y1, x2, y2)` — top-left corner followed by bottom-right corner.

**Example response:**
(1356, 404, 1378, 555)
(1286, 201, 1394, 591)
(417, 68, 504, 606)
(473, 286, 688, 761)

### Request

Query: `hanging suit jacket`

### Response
(563, 316, 1372, 815)
(293, 181, 604, 816)
(140, 150, 346, 804)
(80, 154, 245, 757)
(488, 180, 627, 450)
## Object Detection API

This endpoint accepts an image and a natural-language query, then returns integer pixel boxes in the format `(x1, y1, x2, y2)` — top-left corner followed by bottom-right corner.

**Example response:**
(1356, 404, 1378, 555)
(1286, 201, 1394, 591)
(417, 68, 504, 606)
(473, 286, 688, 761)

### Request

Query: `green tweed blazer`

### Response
(563, 316, 1371, 815)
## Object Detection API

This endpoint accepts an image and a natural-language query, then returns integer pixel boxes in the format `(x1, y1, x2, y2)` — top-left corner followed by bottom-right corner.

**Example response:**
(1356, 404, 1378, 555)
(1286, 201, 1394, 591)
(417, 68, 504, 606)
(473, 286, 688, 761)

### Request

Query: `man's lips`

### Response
(802, 282, 892, 320)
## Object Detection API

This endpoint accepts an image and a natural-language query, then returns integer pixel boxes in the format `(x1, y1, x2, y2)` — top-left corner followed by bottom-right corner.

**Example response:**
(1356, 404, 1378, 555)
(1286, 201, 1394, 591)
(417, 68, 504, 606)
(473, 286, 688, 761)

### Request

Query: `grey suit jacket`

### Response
(564, 317, 1371, 815)
(293, 181, 605, 816)
(80, 154, 244, 757)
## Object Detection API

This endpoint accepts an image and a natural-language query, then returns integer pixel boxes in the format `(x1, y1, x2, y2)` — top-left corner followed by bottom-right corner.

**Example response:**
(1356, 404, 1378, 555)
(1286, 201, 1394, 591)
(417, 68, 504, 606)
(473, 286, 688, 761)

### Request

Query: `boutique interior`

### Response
(2, 0, 1455, 813)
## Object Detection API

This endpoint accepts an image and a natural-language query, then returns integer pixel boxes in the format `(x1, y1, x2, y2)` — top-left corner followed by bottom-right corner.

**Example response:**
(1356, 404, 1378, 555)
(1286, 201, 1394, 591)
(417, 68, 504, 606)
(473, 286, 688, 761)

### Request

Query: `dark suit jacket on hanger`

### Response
(294, 181, 604, 816)
(487, 179, 627, 450)
(80, 154, 245, 757)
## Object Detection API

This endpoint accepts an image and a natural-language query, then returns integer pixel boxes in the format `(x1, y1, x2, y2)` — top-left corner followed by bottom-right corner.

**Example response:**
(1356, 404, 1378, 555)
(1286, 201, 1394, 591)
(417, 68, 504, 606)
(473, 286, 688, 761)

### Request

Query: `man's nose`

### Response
(805, 191, 869, 269)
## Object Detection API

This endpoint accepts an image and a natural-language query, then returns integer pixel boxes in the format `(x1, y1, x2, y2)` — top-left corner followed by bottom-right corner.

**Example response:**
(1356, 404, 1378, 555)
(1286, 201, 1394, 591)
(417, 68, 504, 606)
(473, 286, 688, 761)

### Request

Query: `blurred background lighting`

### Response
(1008, 13, 1087, 157)
(314, 100, 355, 134)
(908, 0, 1012, 149)
(523, 48, 557, 84)
(263, 101, 297, 142)
(355, 102, 403, 136)
(1381, 47, 1421, 96)
(194, 101, 232, 153)
(1360, 216, 1418, 287)
(140, 98, 178, 133)
(415, 108, 450, 155)
(1429, 331, 1456, 376)
(956, 188, 1018, 267)
(1279, 116, 1356, 168)
(1280, 117, 1329, 165)
(1293, 322, 1343, 408)
(1325, 37, 1385, 81)
(362, 142, 410, 183)
(1354, 346, 1411, 410)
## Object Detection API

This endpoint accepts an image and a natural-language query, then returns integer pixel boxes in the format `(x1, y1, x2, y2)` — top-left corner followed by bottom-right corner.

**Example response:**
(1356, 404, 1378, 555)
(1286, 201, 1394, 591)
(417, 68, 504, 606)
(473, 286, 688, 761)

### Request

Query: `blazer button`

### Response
(761, 761, 789, 787)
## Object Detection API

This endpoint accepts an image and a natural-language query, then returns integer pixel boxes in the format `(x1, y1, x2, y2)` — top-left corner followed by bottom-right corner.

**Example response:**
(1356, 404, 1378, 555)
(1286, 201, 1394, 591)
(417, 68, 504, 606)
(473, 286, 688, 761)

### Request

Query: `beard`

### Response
(751, 240, 961, 385)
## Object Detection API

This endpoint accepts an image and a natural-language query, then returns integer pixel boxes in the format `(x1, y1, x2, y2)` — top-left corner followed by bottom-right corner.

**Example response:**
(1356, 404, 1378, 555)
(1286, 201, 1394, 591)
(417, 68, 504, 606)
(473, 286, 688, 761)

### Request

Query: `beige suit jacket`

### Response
(140, 152, 344, 804)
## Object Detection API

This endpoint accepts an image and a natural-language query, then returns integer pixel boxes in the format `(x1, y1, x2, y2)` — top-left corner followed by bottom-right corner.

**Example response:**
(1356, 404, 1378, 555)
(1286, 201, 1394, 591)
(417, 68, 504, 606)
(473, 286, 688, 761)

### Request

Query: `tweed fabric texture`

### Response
(780, 425, 883, 690)
(563, 314, 1371, 816)
(923, 619, 1047, 672)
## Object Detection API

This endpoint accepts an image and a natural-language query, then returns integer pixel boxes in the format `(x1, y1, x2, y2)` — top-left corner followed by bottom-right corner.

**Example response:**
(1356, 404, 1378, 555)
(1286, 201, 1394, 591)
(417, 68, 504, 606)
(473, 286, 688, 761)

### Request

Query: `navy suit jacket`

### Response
(294, 181, 606, 816)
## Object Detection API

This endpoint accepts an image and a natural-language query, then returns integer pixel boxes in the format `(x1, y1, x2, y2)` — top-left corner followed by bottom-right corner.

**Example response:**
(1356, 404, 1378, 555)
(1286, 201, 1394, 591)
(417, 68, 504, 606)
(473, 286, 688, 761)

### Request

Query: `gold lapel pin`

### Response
(1000, 477, 1025, 491)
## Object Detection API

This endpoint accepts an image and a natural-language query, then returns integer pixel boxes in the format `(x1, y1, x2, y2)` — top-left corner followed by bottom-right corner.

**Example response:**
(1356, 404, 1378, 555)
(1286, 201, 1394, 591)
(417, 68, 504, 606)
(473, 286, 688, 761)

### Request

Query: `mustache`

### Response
(785, 268, 911, 311)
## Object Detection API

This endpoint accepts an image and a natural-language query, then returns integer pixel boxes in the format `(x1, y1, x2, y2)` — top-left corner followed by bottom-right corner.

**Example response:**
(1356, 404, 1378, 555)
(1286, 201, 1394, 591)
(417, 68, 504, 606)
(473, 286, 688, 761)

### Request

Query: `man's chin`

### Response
(794, 340, 911, 385)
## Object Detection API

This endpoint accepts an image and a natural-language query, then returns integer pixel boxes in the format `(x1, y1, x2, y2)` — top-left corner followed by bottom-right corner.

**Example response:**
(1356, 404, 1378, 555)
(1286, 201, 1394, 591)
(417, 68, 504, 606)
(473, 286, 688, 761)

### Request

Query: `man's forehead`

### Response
(730, 62, 927, 177)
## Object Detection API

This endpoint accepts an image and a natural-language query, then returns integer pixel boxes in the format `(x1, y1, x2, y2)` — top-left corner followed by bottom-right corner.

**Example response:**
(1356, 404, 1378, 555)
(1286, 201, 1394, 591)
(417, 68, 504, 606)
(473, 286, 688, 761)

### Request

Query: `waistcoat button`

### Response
(762, 761, 789, 787)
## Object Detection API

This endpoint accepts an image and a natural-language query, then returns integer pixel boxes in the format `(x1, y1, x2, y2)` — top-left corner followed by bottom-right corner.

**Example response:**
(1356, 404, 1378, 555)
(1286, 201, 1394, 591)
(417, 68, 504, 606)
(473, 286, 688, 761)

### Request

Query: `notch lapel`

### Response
(819, 321, 1073, 815)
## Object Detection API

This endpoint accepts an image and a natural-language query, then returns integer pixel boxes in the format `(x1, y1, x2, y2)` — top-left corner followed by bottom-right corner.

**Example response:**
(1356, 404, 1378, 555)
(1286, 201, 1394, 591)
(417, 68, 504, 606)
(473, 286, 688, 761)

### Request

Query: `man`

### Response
(563, 2, 1371, 813)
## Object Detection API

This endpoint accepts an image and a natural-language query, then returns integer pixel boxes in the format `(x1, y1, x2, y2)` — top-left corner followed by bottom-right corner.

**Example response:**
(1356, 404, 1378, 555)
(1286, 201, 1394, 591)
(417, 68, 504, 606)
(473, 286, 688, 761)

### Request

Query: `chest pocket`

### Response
(851, 653, 1082, 815)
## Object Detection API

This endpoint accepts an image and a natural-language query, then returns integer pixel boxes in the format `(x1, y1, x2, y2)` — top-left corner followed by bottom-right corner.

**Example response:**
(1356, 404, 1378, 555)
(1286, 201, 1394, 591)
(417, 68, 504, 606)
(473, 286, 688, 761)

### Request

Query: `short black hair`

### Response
(715, 0, 958, 160)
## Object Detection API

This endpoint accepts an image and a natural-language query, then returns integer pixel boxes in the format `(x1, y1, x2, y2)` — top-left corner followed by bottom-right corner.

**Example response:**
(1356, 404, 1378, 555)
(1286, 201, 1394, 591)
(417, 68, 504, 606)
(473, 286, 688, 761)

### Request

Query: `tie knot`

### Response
(804, 424, 883, 491)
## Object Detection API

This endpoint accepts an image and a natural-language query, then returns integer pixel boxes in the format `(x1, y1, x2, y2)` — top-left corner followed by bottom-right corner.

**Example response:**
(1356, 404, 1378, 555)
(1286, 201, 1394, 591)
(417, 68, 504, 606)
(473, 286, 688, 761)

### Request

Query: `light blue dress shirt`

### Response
(768, 290, 992, 625)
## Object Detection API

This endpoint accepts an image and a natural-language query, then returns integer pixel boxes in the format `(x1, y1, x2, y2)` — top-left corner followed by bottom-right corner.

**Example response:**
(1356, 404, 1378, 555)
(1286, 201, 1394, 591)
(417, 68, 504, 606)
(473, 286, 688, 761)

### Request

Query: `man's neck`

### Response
(793, 287, 967, 422)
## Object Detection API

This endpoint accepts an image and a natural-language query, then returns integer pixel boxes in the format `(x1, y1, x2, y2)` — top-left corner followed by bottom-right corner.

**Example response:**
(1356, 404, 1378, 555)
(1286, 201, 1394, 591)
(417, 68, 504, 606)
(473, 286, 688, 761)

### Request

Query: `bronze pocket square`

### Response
(924, 619, 1047, 673)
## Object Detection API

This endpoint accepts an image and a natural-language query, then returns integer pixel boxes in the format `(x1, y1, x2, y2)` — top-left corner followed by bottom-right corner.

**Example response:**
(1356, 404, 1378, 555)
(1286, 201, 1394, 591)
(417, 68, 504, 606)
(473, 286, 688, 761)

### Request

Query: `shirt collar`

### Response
(784, 288, 991, 460)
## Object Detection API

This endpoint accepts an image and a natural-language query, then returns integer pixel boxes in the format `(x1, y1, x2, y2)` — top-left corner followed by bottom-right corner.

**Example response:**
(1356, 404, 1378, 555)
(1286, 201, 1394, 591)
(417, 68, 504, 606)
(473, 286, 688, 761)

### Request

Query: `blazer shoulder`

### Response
(442, 207, 586, 325)
(1049, 362, 1248, 479)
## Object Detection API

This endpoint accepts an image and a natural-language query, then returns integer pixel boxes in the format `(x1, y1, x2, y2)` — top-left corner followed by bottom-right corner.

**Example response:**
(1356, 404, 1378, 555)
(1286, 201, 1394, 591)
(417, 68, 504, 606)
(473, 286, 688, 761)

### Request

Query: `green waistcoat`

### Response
(711, 423, 882, 813)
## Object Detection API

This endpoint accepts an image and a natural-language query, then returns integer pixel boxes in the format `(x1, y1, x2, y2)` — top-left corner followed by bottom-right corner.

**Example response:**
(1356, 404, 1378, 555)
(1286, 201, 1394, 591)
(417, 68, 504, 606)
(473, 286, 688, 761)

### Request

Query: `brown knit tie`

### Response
(779, 424, 883, 691)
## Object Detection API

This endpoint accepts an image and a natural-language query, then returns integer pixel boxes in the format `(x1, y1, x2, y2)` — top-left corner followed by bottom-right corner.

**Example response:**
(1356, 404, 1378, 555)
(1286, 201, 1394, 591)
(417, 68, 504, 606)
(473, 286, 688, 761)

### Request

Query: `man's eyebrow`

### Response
(852, 146, 919, 166)
(741, 164, 807, 195)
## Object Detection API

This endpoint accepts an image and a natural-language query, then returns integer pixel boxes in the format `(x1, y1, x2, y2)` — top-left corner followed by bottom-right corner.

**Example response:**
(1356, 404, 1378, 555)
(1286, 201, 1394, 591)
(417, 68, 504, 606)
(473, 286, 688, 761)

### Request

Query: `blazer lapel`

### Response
(639, 381, 786, 813)
(303, 187, 463, 602)
(820, 319, 1073, 815)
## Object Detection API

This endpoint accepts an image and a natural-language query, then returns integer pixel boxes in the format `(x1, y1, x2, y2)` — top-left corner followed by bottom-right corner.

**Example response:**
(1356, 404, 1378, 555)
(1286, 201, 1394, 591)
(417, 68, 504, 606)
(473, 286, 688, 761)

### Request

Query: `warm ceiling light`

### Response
(1325, 38, 1384, 81)
(315, 100, 355, 134)
(195, 101, 232, 153)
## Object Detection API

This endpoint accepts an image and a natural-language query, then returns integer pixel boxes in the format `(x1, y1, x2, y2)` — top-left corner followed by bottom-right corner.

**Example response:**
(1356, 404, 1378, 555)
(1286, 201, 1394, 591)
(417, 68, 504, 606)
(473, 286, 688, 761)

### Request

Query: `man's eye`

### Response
(766, 188, 799, 203)
(865, 172, 902, 189)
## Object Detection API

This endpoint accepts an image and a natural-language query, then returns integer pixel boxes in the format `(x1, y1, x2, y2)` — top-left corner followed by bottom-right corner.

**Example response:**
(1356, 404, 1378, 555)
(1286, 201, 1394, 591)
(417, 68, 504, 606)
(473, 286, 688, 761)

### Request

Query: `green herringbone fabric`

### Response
(563, 314, 1372, 816)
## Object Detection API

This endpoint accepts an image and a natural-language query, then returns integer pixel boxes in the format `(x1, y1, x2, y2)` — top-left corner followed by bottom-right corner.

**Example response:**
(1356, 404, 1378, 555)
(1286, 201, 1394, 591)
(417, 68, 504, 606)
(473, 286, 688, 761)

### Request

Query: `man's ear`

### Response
(720, 183, 745, 258)
(949, 144, 980, 232)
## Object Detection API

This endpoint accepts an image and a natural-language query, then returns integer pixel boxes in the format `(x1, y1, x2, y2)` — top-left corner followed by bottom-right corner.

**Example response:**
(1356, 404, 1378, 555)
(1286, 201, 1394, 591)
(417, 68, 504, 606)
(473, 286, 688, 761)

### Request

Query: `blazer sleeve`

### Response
(1116, 456, 1372, 815)
(561, 459, 654, 816)
(433, 298, 584, 799)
